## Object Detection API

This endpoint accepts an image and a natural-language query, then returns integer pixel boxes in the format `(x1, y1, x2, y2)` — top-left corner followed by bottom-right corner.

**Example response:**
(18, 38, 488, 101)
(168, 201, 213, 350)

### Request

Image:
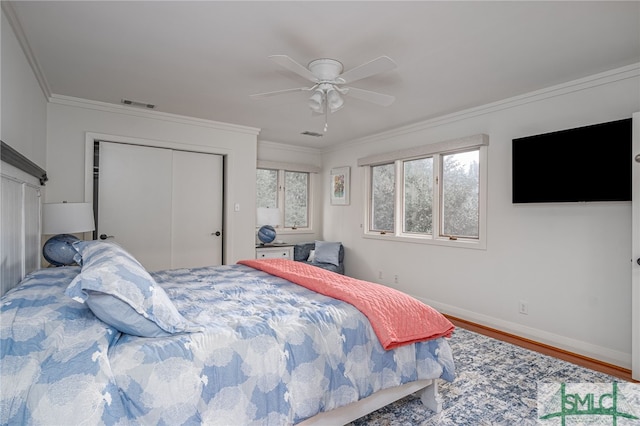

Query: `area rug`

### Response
(349, 327, 628, 425)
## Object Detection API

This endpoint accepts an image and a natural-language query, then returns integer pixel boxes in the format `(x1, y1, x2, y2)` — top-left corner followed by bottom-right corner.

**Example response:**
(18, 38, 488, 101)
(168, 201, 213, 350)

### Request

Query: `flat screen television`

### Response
(512, 118, 632, 204)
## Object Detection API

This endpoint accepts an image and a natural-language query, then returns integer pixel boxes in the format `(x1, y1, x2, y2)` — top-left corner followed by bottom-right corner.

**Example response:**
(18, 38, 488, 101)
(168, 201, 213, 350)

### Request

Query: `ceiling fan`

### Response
(250, 55, 397, 132)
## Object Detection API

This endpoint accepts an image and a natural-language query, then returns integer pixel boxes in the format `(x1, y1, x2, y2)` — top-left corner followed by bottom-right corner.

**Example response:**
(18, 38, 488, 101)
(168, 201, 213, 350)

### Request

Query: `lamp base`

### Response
(257, 225, 277, 245)
(43, 234, 80, 266)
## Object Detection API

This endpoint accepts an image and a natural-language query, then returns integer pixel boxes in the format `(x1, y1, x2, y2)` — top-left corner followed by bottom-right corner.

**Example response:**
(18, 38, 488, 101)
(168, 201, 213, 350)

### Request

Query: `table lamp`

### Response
(256, 207, 281, 245)
(42, 202, 95, 266)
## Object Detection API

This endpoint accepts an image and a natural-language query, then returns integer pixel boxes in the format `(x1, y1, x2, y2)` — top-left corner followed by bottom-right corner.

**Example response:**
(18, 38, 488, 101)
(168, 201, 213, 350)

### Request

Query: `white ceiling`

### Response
(7, 1, 640, 149)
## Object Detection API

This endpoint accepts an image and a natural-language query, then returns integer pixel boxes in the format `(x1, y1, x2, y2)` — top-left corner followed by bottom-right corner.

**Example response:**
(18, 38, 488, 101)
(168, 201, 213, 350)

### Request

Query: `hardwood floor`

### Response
(445, 315, 635, 382)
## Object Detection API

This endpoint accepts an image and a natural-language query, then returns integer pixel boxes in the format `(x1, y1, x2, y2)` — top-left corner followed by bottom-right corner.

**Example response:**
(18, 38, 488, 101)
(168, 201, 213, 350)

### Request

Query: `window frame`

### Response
(361, 134, 488, 249)
(256, 162, 317, 235)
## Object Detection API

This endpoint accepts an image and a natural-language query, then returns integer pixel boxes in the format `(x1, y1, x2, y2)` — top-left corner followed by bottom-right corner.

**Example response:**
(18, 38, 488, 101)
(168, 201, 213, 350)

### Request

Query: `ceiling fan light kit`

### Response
(308, 88, 324, 113)
(251, 55, 397, 133)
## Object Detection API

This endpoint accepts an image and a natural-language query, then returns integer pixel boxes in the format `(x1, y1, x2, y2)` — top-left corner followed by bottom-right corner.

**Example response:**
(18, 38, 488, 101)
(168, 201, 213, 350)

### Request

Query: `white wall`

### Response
(45, 96, 259, 263)
(257, 140, 324, 244)
(1, 10, 47, 168)
(1, 7, 48, 292)
(321, 65, 640, 368)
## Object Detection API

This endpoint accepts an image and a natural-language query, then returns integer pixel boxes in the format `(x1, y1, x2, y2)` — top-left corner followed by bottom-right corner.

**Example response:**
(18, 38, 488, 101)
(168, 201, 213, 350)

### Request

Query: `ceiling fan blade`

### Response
(268, 55, 318, 83)
(250, 87, 312, 99)
(344, 87, 395, 106)
(338, 56, 397, 84)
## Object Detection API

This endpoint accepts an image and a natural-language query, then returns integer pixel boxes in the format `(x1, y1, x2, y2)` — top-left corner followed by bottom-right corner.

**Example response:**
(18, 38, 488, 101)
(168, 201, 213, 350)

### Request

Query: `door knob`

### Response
(99, 234, 114, 240)
(635, 154, 640, 163)
(212, 231, 221, 237)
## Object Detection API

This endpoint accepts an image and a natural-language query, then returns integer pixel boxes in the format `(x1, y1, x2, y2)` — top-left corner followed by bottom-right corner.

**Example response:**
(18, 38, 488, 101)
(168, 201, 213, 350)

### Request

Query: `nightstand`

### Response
(255, 244, 294, 259)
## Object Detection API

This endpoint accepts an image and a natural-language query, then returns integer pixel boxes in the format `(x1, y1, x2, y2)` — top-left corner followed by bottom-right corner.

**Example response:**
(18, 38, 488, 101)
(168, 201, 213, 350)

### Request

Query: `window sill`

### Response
(272, 229, 315, 235)
(362, 231, 486, 250)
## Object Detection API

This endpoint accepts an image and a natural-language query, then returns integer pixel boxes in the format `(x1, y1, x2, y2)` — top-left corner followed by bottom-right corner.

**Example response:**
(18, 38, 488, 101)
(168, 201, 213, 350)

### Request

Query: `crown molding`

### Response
(2, 0, 51, 99)
(325, 62, 640, 154)
(49, 94, 260, 136)
(258, 139, 322, 155)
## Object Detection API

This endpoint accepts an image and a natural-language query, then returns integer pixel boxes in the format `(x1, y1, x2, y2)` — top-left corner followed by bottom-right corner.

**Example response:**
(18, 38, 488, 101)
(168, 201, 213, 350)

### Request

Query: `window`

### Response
(441, 150, 479, 238)
(256, 169, 278, 209)
(284, 171, 309, 228)
(361, 134, 488, 248)
(371, 163, 395, 232)
(256, 168, 312, 231)
(403, 157, 433, 234)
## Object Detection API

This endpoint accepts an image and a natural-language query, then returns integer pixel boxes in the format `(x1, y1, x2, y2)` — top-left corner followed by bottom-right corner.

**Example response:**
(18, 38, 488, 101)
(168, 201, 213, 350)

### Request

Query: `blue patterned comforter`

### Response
(1, 265, 455, 425)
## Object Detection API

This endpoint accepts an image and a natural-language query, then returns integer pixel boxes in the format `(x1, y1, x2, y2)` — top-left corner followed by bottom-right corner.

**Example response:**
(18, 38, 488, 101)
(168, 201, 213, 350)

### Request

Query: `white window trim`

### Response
(257, 161, 318, 235)
(257, 160, 320, 174)
(361, 134, 488, 250)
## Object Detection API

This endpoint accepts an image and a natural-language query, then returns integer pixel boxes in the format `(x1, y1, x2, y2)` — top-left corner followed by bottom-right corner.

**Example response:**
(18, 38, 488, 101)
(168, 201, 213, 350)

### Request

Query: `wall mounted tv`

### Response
(512, 118, 632, 204)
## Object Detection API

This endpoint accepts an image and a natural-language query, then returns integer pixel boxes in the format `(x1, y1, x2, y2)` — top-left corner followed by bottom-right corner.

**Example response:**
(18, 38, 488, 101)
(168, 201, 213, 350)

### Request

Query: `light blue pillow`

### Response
(314, 240, 341, 267)
(66, 240, 201, 337)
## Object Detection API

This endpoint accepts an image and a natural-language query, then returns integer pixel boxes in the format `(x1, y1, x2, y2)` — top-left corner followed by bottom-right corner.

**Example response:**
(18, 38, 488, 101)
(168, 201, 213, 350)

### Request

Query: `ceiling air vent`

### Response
(121, 99, 155, 109)
(301, 131, 323, 138)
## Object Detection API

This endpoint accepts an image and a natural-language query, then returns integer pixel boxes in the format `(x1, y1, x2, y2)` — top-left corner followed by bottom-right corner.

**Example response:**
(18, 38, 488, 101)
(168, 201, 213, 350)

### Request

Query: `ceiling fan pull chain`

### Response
(324, 98, 329, 133)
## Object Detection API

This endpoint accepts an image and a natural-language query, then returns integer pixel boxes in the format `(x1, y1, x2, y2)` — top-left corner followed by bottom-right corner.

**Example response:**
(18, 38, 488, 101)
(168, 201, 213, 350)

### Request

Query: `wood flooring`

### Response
(445, 315, 635, 382)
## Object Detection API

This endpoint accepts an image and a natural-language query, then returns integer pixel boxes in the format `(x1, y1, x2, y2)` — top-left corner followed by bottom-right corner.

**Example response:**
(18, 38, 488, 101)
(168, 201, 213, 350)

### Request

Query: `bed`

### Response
(0, 241, 455, 425)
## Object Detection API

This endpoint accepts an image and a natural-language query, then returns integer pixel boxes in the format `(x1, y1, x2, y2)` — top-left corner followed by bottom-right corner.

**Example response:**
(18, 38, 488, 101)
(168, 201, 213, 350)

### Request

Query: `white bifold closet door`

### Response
(98, 142, 223, 271)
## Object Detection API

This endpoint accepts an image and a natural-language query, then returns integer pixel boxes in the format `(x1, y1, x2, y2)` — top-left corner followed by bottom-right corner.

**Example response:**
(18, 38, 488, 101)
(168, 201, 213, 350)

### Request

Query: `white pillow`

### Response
(307, 249, 316, 262)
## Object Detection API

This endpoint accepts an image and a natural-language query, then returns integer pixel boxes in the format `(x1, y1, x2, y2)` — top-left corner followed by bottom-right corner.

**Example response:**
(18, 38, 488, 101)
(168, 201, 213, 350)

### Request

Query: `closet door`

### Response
(171, 150, 223, 268)
(99, 142, 173, 270)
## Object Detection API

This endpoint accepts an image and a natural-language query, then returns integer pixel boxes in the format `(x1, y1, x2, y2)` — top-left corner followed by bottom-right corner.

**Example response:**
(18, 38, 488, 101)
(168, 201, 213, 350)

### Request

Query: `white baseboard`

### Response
(419, 297, 631, 370)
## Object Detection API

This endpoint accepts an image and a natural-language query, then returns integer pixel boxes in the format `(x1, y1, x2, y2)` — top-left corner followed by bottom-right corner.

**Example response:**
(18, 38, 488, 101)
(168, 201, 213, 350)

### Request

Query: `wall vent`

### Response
(301, 131, 323, 137)
(121, 99, 155, 109)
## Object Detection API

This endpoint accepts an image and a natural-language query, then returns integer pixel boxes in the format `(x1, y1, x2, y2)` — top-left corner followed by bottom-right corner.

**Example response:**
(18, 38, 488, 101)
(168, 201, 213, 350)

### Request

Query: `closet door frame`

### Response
(84, 132, 229, 263)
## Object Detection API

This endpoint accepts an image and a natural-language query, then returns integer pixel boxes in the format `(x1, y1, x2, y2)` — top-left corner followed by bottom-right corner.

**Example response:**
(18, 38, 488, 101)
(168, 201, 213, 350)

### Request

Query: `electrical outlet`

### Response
(378, 271, 383, 280)
(394, 275, 399, 284)
(518, 300, 529, 315)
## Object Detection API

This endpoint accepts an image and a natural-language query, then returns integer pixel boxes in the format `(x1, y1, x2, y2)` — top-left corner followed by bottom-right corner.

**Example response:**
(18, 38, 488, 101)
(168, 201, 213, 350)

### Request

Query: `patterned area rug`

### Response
(350, 327, 624, 425)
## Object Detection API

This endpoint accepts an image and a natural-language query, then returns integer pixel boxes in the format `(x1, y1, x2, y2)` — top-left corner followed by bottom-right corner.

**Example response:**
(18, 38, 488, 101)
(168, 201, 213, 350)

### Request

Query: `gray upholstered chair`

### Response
(293, 241, 344, 274)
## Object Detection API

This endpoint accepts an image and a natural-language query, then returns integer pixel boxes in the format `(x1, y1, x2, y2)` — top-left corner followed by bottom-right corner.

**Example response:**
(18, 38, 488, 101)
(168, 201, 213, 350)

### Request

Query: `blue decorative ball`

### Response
(258, 225, 276, 244)
(43, 234, 80, 266)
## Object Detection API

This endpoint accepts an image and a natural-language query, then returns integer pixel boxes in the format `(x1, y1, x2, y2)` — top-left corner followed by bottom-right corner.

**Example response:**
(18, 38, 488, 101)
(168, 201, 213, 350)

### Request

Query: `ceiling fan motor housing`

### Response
(308, 59, 344, 82)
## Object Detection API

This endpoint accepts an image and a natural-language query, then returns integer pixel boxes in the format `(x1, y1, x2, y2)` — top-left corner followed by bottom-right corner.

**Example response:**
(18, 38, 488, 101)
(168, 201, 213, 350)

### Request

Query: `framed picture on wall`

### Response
(330, 166, 350, 205)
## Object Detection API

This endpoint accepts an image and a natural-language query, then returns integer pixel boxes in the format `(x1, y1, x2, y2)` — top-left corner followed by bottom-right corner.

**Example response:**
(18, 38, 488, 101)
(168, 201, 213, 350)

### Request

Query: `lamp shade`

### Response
(326, 88, 344, 113)
(308, 89, 325, 114)
(43, 202, 95, 235)
(256, 207, 281, 227)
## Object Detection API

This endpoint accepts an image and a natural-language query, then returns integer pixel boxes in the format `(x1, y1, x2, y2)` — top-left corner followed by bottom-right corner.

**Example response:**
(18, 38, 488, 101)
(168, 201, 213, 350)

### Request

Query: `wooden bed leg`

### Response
(419, 380, 442, 413)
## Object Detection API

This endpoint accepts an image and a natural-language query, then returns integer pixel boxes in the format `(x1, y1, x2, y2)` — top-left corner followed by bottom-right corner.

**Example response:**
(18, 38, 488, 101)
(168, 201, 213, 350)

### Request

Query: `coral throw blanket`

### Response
(238, 259, 454, 350)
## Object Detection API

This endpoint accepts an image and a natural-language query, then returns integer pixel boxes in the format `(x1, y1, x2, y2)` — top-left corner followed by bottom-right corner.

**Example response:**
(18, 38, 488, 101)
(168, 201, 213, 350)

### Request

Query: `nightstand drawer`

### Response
(255, 246, 293, 259)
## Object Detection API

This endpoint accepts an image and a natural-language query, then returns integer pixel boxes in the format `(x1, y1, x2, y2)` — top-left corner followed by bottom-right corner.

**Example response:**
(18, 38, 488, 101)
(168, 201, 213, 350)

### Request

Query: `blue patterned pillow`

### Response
(66, 241, 201, 337)
(314, 240, 342, 267)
